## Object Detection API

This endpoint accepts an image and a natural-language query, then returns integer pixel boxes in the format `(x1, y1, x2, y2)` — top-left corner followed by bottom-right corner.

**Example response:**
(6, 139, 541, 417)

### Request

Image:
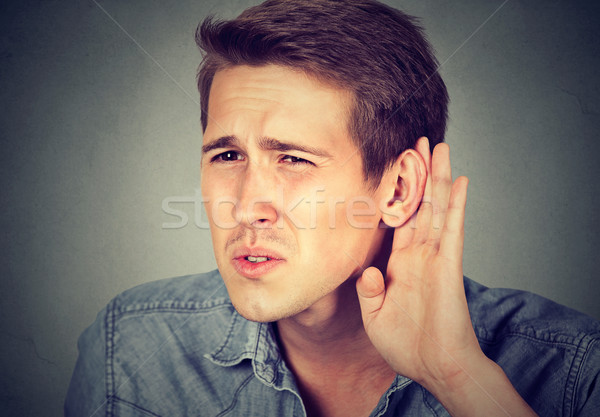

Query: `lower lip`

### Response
(232, 257, 285, 279)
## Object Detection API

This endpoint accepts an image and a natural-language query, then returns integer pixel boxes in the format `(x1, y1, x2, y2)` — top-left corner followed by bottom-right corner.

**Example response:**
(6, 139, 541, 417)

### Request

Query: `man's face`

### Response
(201, 65, 388, 322)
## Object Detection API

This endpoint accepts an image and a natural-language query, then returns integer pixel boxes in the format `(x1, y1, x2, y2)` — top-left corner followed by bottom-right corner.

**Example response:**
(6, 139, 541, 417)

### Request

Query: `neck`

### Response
(274, 231, 396, 417)
(275, 228, 394, 374)
(276, 277, 373, 367)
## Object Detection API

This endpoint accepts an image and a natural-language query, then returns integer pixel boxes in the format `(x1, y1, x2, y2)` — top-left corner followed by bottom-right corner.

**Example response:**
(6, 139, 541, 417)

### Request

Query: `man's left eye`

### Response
(280, 155, 314, 165)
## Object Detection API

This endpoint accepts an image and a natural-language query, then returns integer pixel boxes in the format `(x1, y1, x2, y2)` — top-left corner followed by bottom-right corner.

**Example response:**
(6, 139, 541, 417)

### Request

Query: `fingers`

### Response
(415, 142, 452, 246)
(413, 137, 433, 243)
(414, 174, 433, 243)
(356, 267, 386, 319)
(391, 139, 463, 255)
(391, 218, 415, 252)
(430, 144, 452, 242)
(414, 136, 432, 175)
(439, 176, 469, 263)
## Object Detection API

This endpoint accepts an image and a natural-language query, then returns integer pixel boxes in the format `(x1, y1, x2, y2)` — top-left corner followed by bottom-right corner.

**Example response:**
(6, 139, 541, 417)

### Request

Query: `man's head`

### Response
(197, 0, 445, 322)
(196, 0, 448, 186)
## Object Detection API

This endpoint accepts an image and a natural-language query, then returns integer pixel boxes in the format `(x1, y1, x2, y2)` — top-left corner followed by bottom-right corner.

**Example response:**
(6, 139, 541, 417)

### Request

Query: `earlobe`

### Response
(379, 139, 428, 228)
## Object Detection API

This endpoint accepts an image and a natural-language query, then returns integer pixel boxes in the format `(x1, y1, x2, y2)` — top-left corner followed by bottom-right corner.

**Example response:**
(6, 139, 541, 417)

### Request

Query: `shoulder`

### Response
(73, 270, 235, 361)
(103, 269, 236, 354)
(464, 277, 600, 416)
(464, 277, 600, 343)
(110, 269, 230, 312)
(66, 271, 256, 416)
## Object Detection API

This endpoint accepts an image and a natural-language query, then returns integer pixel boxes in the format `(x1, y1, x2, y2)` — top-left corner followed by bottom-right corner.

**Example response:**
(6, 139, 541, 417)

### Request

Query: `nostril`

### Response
(252, 218, 272, 228)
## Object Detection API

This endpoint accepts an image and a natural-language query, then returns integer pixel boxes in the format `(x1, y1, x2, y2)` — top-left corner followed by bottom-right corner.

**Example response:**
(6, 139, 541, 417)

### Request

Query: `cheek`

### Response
(201, 174, 240, 237)
(314, 195, 381, 264)
(297, 197, 376, 249)
(326, 196, 380, 234)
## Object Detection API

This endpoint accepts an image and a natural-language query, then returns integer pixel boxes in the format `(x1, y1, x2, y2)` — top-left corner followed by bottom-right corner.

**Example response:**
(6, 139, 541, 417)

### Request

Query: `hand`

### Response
(356, 139, 537, 416)
(356, 138, 477, 386)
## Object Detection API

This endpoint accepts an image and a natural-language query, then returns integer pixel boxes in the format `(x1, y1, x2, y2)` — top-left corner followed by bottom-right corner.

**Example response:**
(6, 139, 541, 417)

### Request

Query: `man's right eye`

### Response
(211, 151, 244, 162)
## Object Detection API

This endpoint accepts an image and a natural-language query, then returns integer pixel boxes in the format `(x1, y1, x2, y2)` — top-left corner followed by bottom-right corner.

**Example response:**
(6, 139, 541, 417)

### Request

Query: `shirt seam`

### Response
(208, 353, 255, 366)
(112, 396, 162, 416)
(564, 335, 599, 417)
(421, 385, 440, 416)
(371, 376, 413, 416)
(253, 323, 274, 385)
(264, 323, 285, 386)
(477, 331, 585, 349)
(112, 298, 233, 316)
(212, 312, 241, 358)
(215, 373, 255, 417)
(105, 298, 116, 417)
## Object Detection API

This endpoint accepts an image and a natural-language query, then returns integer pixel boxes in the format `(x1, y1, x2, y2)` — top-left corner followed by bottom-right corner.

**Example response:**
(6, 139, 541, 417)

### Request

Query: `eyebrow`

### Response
(202, 135, 333, 158)
(201, 135, 239, 154)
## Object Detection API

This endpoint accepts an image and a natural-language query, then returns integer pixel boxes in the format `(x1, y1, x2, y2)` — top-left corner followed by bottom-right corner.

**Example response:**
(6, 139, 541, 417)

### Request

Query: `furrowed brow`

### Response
(258, 137, 332, 158)
(201, 135, 240, 154)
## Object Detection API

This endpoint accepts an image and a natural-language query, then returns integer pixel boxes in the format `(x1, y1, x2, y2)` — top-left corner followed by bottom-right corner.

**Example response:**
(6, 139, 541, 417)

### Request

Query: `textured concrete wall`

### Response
(0, 0, 598, 415)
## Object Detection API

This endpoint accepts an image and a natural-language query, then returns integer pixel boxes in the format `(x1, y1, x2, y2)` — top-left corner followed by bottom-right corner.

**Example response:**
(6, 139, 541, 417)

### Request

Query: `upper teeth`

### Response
(247, 256, 269, 263)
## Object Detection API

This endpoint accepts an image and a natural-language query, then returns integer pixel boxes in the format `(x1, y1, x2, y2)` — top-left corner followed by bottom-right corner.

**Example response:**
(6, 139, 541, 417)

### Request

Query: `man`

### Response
(66, 1, 599, 416)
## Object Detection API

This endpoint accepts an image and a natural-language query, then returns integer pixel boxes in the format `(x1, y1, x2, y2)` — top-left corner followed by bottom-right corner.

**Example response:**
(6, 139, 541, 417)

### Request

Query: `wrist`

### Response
(422, 355, 508, 416)
(419, 350, 493, 398)
(420, 355, 536, 417)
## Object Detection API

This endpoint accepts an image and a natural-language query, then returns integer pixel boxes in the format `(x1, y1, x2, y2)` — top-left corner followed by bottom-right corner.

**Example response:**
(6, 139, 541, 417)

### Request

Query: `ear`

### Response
(379, 137, 429, 228)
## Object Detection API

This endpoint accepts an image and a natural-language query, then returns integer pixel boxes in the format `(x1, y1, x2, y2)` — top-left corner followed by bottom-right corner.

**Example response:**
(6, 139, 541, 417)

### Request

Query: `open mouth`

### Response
(231, 248, 285, 278)
(245, 256, 271, 263)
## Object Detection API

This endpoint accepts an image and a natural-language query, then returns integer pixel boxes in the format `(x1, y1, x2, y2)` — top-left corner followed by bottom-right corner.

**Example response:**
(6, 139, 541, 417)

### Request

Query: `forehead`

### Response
(205, 65, 353, 145)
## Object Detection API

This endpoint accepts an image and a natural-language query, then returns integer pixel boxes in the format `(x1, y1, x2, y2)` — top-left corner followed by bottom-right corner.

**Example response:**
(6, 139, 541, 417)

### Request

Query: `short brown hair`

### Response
(196, 0, 448, 185)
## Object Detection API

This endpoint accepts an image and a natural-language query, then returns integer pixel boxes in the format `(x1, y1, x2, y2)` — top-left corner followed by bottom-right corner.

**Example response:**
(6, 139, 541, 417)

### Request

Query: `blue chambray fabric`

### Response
(65, 270, 600, 416)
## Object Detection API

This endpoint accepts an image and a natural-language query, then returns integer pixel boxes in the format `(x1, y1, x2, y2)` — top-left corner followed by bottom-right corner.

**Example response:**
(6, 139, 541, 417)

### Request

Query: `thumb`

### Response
(356, 267, 386, 319)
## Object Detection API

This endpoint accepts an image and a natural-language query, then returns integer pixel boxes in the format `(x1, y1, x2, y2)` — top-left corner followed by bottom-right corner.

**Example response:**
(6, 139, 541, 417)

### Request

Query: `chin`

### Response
(229, 294, 309, 323)
(231, 300, 283, 323)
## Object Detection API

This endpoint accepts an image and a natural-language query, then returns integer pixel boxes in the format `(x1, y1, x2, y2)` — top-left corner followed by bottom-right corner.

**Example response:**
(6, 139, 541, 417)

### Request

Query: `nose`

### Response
(234, 163, 279, 228)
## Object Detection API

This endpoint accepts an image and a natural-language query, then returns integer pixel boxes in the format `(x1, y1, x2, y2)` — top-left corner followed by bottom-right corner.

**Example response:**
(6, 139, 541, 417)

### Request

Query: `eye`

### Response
(280, 155, 315, 166)
(211, 151, 244, 163)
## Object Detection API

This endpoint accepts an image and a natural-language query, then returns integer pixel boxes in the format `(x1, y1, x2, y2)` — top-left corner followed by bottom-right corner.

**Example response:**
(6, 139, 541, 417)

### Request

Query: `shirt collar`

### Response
(204, 307, 297, 391)
(203, 302, 413, 398)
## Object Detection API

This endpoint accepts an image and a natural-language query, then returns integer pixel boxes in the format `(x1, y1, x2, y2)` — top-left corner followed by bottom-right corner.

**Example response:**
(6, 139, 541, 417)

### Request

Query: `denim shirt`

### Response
(65, 270, 600, 416)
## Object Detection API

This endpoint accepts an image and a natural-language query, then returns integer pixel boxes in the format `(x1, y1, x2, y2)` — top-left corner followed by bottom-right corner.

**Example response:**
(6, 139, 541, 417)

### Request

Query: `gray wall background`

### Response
(1, 0, 598, 415)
